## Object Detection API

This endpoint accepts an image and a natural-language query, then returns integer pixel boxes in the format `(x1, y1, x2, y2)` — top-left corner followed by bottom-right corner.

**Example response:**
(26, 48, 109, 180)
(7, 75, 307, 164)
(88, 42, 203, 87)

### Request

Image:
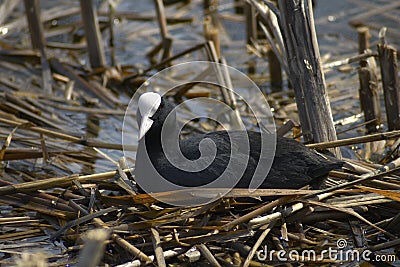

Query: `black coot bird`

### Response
(135, 92, 342, 192)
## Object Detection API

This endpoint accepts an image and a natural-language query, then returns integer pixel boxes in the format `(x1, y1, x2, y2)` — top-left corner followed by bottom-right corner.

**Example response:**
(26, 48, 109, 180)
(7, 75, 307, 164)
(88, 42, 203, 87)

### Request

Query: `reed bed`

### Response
(0, 0, 399, 266)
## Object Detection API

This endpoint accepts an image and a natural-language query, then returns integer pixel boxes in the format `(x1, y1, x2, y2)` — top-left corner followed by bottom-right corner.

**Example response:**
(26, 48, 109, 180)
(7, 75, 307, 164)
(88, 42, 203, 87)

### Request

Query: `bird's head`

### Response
(136, 92, 174, 141)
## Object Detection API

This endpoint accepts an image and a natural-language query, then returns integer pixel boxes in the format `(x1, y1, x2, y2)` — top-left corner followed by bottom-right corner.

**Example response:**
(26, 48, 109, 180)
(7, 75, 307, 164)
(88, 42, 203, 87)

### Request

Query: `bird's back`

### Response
(142, 130, 342, 189)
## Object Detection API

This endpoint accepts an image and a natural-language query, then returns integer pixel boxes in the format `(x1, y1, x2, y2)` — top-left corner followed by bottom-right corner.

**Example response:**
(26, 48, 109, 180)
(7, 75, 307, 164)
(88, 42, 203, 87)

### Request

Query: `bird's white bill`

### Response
(138, 115, 153, 140)
(137, 92, 161, 140)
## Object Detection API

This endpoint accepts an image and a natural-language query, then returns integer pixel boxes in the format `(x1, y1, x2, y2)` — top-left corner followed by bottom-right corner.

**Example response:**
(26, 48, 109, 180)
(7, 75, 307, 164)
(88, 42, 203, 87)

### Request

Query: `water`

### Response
(80, 0, 399, 169)
(1, 0, 399, 264)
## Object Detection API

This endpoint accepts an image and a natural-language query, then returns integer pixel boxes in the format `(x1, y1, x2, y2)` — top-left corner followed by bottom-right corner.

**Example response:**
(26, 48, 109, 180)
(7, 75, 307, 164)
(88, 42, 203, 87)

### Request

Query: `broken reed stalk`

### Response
(276, 119, 295, 137)
(220, 57, 243, 129)
(307, 129, 400, 150)
(305, 199, 395, 238)
(357, 27, 380, 133)
(130, 188, 319, 205)
(248, 200, 314, 228)
(79, 0, 106, 68)
(0, 168, 133, 196)
(23, 0, 45, 52)
(40, 46, 53, 94)
(77, 229, 110, 267)
(267, 45, 282, 90)
(358, 65, 380, 133)
(357, 26, 370, 67)
(0, 195, 71, 219)
(305, 157, 400, 199)
(377, 39, 400, 130)
(155, 0, 168, 40)
(223, 195, 294, 230)
(116, 158, 138, 195)
(204, 41, 230, 105)
(151, 228, 167, 267)
(243, 220, 277, 267)
(0, 117, 80, 142)
(253, 1, 282, 89)
(3, 101, 64, 130)
(203, 16, 220, 59)
(244, 1, 257, 73)
(203, 42, 243, 129)
(153, 0, 173, 62)
(0, 179, 75, 213)
(0, 117, 136, 151)
(116, 249, 185, 267)
(251, 0, 289, 75)
(51, 207, 118, 240)
(245, 1, 257, 46)
(196, 244, 221, 267)
(322, 51, 377, 69)
(257, 23, 288, 76)
(49, 58, 115, 106)
(92, 216, 152, 263)
(23, 0, 52, 93)
(111, 233, 152, 263)
(278, 0, 340, 157)
(108, 0, 116, 66)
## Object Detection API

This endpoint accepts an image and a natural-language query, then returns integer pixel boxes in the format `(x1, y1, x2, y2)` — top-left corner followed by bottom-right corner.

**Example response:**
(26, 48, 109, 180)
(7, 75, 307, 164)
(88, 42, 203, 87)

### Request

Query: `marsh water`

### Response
(0, 0, 399, 263)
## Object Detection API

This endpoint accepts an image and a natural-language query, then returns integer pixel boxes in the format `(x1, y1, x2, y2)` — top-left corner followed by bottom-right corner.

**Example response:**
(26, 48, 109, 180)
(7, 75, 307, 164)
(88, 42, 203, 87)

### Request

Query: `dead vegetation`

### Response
(0, 0, 399, 266)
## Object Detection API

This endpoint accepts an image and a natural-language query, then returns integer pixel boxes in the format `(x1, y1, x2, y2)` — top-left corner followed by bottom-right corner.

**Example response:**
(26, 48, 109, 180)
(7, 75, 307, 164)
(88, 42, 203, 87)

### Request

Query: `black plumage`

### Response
(135, 95, 343, 191)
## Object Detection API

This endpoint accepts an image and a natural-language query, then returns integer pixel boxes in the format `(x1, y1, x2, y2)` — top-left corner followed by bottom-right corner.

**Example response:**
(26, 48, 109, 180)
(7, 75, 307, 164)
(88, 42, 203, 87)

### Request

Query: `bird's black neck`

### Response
(141, 111, 178, 155)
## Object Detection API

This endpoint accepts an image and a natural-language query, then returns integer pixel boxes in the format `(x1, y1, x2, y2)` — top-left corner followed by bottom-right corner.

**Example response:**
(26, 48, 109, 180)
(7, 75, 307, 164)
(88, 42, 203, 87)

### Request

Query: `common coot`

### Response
(135, 92, 343, 193)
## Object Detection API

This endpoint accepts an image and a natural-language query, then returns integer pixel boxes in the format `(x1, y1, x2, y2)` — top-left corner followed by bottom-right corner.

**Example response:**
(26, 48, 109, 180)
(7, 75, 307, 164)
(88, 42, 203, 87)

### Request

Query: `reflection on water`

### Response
(8, 0, 396, 171)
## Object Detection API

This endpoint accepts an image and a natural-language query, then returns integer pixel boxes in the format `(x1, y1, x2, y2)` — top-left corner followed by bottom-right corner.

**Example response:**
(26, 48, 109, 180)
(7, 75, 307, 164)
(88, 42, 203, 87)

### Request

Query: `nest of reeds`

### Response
(0, 0, 399, 266)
